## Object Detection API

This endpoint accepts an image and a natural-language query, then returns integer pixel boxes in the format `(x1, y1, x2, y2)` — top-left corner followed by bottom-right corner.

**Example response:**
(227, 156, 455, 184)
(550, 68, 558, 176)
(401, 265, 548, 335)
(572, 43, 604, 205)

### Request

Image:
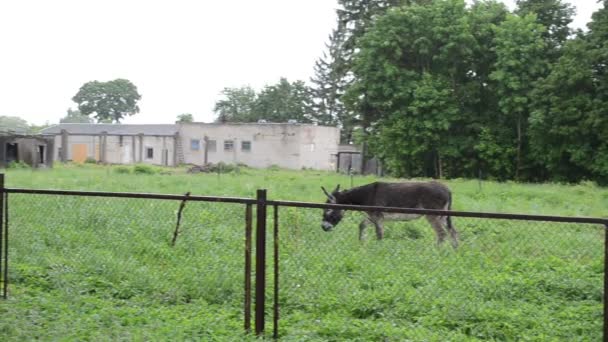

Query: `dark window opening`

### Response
(241, 141, 251, 152)
(224, 140, 234, 151)
(146, 147, 154, 159)
(38, 145, 45, 164)
(6, 143, 18, 163)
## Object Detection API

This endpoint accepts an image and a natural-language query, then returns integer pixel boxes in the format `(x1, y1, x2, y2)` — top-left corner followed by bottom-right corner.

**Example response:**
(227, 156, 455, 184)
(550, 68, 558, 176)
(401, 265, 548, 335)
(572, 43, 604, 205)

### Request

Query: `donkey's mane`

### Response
(336, 183, 378, 206)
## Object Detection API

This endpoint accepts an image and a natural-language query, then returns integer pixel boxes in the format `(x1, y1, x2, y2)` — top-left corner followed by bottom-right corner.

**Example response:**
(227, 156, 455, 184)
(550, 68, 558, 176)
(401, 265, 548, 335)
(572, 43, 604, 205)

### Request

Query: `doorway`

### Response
(38, 145, 45, 164)
(6, 143, 18, 163)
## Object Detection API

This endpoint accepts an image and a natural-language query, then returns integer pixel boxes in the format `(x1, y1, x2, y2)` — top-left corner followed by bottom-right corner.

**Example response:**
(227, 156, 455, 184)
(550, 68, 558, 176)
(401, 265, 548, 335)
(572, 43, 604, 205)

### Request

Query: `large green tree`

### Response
(213, 86, 257, 123)
(0, 116, 30, 133)
(176, 113, 194, 123)
(490, 13, 547, 180)
(213, 79, 315, 123)
(516, 0, 575, 53)
(529, 2, 608, 183)
(346, 0, 477, 178)
(72, 79, 141, 123)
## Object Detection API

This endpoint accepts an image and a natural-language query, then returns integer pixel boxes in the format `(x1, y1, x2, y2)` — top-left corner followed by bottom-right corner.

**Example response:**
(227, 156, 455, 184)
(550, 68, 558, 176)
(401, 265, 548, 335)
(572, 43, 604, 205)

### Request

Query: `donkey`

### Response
(321, 181, 459, 248)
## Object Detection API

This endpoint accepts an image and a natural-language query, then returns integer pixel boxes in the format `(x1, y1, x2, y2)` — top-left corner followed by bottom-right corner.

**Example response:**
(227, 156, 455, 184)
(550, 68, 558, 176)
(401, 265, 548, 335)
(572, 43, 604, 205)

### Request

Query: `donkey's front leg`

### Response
(359, 218, 369, 240)
(426, 215, 447, 245)
(374, 219, 385, 240)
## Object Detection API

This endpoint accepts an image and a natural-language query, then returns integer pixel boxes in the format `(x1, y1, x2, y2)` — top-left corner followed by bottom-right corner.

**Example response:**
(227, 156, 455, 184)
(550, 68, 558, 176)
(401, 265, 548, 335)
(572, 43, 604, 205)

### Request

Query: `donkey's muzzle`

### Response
(321, 221, 333, 231)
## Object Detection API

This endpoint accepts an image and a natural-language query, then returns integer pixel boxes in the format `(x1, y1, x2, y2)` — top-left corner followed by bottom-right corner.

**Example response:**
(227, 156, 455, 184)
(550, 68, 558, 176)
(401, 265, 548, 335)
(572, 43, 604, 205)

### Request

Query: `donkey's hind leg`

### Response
(373, 219, 385, 240)
(445, 215, 459, 249)
(426, 215, 447, 246)
(359, 218, 370, 241)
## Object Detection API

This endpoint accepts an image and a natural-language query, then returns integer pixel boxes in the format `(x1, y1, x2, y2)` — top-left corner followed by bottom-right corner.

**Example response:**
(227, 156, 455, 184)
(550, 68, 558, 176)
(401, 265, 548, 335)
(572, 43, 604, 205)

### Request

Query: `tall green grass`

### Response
(0, 164, 606, 340)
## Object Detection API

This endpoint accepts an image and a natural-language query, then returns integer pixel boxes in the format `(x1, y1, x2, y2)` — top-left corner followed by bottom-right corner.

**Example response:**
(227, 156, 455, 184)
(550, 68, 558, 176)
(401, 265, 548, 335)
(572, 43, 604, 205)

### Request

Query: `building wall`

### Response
(50, 133, 176, 166)
(179, 123, 339, 170)
(0, 136, 54, 168)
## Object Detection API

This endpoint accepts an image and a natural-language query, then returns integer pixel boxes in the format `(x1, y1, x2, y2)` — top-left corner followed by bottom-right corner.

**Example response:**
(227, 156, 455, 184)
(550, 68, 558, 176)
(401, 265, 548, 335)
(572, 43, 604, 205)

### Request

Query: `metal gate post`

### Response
(255, 189, 267, 335)
(604, 224, 608, 342)
(244, 204, 253, 333)
(0, 173, 5, 299)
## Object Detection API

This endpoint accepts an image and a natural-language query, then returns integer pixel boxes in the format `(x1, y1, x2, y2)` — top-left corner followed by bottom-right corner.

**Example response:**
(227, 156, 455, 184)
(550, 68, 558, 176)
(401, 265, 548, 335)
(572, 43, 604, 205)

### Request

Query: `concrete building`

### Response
(41, 122, 341, 170)
(41, 124, 179, 166)
(179, 122, 340, 170)
(0, 134, 54, 168)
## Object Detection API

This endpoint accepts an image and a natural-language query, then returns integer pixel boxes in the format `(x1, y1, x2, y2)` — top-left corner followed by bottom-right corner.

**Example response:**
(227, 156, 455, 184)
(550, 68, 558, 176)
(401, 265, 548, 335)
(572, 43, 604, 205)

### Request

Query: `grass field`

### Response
(1, 164, 607, 341)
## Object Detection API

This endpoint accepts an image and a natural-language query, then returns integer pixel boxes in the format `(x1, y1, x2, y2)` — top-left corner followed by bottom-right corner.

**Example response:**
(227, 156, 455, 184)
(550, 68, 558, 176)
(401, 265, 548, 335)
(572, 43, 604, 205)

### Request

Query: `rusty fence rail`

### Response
(1, 179, 608, 340)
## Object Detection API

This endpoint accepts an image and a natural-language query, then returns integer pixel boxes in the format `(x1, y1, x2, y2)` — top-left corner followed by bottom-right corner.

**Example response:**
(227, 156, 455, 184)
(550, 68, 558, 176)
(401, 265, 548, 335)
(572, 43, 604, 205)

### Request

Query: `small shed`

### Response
(0, 134, 54, 168)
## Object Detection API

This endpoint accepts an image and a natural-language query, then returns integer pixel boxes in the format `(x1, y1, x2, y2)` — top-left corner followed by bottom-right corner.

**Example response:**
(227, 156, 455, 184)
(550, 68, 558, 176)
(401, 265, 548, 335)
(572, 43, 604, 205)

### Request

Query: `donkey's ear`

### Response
(334, 184, 341, 192)
(321, 186, 332, 199)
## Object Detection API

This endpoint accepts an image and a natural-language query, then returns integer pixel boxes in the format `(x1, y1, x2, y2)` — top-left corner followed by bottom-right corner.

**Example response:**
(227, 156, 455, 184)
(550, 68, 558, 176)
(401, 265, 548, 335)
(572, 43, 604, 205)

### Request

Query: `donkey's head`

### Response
(321, 185, 344, 232)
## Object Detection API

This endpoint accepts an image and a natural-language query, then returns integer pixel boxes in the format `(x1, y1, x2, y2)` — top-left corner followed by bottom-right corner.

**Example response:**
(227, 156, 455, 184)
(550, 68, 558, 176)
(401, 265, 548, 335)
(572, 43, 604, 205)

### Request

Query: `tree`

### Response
(213, 86, 257, 123)
(345, 0, 476, 177)
(60, 108, 93, 124)
(213, 79, 315, 123)
(0, 116, 30, 133)
(311, 0, 413, 145)
(529, 2, 608, 183)
(72, 79, 141, 123)
(252, 78, 314, 123)
(516, 0, 575, 52)
(309, 28, 353, 141)
(176, 113, 194, 123)
(489, 13, 547, 179)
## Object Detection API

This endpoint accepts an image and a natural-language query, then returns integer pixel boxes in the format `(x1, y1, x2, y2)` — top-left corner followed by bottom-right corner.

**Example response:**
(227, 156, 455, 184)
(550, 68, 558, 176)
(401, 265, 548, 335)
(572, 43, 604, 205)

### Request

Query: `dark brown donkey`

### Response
(321, 181, 459, 248)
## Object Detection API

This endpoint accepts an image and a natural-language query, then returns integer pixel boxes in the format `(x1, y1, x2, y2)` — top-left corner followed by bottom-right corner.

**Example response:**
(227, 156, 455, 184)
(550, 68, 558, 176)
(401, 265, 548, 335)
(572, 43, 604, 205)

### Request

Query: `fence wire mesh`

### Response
(274, 206, 604, 340)
(2, 190, 605, 340)
(5, 193, 250, 340)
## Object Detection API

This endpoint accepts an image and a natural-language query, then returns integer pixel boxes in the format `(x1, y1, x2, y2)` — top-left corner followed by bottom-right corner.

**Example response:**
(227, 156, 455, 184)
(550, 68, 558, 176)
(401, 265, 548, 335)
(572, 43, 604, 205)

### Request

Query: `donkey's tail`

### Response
(447, 192, 454, 230)
(446, 191, 459, 248)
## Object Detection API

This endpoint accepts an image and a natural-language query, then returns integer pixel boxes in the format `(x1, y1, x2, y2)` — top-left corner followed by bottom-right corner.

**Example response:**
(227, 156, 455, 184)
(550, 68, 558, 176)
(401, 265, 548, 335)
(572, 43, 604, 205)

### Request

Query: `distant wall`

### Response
(179, 123, 340, 170)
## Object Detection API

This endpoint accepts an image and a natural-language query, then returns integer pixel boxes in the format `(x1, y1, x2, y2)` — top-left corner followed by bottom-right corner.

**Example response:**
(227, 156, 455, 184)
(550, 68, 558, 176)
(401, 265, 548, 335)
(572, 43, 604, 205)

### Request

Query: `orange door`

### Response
(72, 144, 88, 163)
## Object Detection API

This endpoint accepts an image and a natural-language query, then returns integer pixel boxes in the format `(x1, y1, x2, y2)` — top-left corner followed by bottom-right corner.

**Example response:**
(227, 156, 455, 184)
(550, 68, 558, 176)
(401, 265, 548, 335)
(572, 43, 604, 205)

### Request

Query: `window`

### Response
(146, 147, 154, 159)
(207, 140, 217, 152)
(190, 139, 200, 150)
(224, 140, 234, 151)
(241, 141, 251, 152)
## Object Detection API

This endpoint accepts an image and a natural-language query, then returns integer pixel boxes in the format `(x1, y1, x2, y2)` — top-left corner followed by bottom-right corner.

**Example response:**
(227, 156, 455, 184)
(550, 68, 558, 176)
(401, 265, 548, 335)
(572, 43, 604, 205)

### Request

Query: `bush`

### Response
(267, 164, 281, 171)
(207, 162, 237, 173)
(133, 164, 156, 175)
(114, 166, 131, 174)
(7, 161, 30, 169)
(84, 157, 97, 164)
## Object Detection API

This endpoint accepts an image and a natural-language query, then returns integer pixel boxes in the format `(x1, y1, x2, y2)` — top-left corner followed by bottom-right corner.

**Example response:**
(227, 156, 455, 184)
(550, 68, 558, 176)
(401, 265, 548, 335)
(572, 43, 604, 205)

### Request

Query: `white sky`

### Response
(0, 0, 603, 126)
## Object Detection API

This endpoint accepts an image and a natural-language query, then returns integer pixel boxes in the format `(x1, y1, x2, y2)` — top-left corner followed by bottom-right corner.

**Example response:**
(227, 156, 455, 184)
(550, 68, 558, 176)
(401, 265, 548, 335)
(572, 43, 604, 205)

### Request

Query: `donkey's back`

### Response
(363, 181, 451, 210)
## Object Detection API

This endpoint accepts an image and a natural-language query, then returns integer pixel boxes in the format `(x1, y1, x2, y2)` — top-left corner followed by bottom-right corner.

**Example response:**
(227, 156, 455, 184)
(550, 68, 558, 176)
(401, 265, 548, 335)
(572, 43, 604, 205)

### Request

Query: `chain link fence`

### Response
(1, 187, 606, 340)
(3, 191, 254, 340)
(273, 205, 605, 340)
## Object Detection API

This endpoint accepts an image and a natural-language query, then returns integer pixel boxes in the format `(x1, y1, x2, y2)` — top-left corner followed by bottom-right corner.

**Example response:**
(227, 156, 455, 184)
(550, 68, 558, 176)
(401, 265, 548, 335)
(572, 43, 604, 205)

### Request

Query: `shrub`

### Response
(133, 164, 156, 175)
(208, 162, 237, 173)
(84, 157, 97, 164)
(7, 161, 30, 169)
(267, 164, 281, 171)
(114, 166, 131, 174)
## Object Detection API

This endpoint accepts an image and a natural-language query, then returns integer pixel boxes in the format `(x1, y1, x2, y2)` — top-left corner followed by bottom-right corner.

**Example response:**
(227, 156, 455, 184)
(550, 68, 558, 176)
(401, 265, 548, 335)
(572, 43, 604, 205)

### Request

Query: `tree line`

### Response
(217, 0, 607, 184)
(9, 0, 606, 183)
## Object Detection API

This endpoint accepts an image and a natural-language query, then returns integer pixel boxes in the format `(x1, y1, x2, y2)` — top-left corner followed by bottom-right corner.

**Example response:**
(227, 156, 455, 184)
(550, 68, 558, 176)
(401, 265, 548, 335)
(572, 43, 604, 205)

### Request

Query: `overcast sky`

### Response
(0, 0, 603, 126)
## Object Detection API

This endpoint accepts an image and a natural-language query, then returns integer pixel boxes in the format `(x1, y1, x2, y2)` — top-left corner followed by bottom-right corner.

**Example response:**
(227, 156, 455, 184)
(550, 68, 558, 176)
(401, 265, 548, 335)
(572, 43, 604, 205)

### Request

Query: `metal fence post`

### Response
(604, 224, 608, 342)
(0, 173, 5, 299)
(273, 204, 279, 339)
(244, 204, 253, 333)
(255, 189, 267, 336)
